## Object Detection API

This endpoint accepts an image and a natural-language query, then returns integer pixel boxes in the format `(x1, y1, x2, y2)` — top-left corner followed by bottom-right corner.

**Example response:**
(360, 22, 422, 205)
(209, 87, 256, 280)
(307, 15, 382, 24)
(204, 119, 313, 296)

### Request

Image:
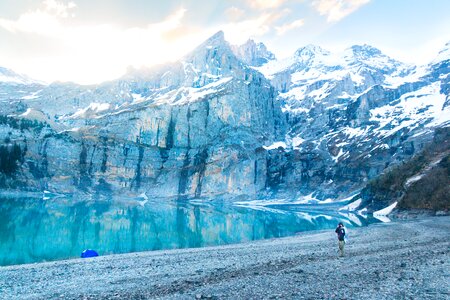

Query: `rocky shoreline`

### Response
(0, 216, 449, 299)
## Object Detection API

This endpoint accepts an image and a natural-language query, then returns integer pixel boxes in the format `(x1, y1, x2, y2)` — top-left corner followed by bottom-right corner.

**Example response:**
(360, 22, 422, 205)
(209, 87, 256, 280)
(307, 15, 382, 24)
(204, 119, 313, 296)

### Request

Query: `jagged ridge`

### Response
(0, 34, 449, 205)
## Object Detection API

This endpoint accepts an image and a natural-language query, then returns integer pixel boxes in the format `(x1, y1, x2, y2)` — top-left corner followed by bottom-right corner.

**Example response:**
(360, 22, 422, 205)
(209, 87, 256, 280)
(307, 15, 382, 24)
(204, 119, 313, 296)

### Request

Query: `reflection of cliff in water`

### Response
(0, 197, 377, 266)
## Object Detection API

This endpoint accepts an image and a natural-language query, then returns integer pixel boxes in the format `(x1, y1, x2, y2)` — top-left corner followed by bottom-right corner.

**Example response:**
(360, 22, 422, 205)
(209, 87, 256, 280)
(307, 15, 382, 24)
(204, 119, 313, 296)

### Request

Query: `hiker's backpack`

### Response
(337, 228, 345, 241)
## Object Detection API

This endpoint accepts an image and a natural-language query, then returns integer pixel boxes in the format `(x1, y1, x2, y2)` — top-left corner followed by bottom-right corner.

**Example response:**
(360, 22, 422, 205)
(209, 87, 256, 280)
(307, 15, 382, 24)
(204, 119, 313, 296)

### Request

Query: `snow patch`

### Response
(295, 193, 316, 204)
(358, 208, 368, 216)
(405, 174, 423, 187)
(70, 103, 111, 119)
(383, 66, 428, 88)
(0, 74, 31, 85)
(371, 82, 448, 137)
(18, 108, 50, 125)
(131, 93, 146, 103)
(263, 141, 287, 150)
(159, 77, 232, 106)
(21, 90, 42, 100)
(332, 148, 346, 162)
(373, 202, 397, 216)
(339, 198, 362, 211)
(349, 72, 364, 85)
(19, 108, 32, 117)
(338, 212, 362, 226)
(307, 82, 331, 101)
(292, 136, 305, 149)
(281, 104, 310, 114)
(343, 126, 368, 139)
(295, 212, 333, 222)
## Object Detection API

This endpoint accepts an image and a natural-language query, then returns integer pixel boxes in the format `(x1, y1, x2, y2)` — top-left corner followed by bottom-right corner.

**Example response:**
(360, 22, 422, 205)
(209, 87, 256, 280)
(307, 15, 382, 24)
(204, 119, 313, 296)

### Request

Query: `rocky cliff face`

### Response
(0, 33, 449, 204)
(231, 39, 276, 67)
(0, 32, 284, 200)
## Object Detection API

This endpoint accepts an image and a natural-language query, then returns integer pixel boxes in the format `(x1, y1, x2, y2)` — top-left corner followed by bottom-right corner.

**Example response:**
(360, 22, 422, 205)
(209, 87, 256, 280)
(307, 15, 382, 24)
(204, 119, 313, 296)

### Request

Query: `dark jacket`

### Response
(335, 226, 345, 241)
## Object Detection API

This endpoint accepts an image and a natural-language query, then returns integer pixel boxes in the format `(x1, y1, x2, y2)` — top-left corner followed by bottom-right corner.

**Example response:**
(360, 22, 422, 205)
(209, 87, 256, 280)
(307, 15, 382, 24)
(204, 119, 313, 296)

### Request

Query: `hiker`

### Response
(335, 222, 346, 257)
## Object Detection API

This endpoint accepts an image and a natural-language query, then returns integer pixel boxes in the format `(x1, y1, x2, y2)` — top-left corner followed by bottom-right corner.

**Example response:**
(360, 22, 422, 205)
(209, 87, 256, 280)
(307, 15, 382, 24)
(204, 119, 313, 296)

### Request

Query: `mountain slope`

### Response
(0, 67, 41, 85)
(256, 42, 450, 201)
(0, 35, 448, 204)
(360, 126, 450, 211)
(0, 32, 285, 199)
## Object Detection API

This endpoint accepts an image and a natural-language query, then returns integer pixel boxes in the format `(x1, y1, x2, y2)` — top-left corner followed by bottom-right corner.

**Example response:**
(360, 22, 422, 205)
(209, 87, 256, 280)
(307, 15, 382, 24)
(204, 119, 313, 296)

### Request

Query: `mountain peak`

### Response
(294, 44, 329, 58)
(185, 30, 232, 60)
(203, 30, 226, 47)
(188, 30, 232, 59)
(231, 39, 275, 67)
(242, 38, 256, 47)
(343, 44, 406, 72)
(349, 44, 383, 57)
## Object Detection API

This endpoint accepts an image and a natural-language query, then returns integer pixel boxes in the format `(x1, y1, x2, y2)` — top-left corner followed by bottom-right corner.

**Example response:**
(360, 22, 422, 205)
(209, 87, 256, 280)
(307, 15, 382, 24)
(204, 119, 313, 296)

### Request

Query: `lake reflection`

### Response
(0, 196, 377, 266)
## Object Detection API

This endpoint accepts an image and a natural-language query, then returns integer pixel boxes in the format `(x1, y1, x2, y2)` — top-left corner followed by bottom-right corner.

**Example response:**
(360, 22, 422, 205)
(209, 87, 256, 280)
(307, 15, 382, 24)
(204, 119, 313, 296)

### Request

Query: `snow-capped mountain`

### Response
(257, 41, 449, 202)
(14, 31, 275, 122)
(0, 67, 45, 116)
(231, 39, 276, 67)
(0, 32, 448, 207)
(0, 31, 284, 199)
(0, 67, 40, 85)
(259, 43, 411, 94)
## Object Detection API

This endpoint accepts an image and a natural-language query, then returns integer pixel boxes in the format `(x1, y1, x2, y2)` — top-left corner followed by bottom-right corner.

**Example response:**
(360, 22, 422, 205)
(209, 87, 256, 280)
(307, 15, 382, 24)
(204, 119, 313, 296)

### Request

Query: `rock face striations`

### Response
(0, 32, 449, 205)
(0, 31, 284, 199)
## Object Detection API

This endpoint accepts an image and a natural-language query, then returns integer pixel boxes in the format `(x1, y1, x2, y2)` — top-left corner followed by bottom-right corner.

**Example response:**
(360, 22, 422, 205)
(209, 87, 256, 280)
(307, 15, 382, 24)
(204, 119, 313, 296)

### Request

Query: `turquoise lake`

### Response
(0, 196, 379, 266)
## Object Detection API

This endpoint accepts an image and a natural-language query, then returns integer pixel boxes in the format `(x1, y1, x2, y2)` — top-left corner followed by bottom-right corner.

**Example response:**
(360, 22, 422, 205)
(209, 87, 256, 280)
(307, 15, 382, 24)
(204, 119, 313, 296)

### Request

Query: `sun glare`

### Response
(1, 0, 448, 84)
(1, 5, 209, 84)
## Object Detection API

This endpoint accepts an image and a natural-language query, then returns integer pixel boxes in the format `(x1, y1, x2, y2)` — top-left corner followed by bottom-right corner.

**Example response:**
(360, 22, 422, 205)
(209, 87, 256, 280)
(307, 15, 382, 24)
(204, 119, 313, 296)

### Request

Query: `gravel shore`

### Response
(1, 216, 449, 300)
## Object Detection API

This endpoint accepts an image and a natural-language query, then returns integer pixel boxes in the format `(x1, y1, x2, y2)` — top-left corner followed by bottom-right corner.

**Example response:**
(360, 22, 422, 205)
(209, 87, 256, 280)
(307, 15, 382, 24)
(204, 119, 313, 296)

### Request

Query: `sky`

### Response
(0, 0, 449, 84)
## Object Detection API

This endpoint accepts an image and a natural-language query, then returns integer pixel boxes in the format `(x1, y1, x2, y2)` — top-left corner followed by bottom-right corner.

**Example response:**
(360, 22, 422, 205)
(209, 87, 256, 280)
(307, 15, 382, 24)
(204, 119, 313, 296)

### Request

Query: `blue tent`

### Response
(81, 249, 99, 258)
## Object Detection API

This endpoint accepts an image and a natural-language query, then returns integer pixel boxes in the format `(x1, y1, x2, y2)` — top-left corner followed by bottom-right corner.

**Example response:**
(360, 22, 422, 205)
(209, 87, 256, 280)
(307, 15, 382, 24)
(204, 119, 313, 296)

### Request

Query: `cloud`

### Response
(0, 0, 76, 35)
(0, 2, 188, 42)
(0, 1, 202, 84)
(0, 0, 292, 83)
(312, 0, 370, 22)
(0, 10, 60, 35)
(275, 19, 305, 35)
(43, 0, 76, 17)
(225, 6, 246, 21)
(149, 7, 187, 36)
(221, 11, 286, 44)
(247, 0, 287, 10)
